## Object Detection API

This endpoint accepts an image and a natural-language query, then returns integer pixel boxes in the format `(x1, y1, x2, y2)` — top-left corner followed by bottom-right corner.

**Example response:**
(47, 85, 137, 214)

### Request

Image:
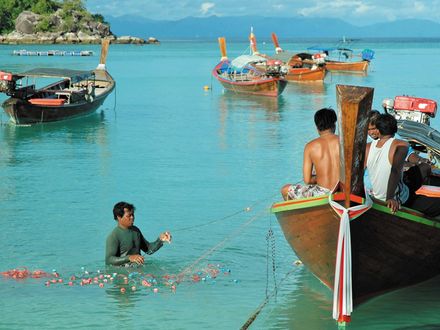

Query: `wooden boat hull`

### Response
(212, 62, 287, 97)
(285, 67, 326, 82)
(272, 194, 440, 304)
(2, 70, 115, 125)
(325, 60, 369, 72)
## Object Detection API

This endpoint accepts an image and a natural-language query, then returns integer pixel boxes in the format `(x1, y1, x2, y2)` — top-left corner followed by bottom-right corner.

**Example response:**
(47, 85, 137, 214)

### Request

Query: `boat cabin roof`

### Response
(230, 55, 267, 69)
(18, 68, 94, 83)
(270, 51, 298, 62)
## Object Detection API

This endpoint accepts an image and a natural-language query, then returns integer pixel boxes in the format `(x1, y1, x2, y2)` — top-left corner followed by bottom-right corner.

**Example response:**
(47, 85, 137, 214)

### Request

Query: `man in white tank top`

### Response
(365, 114, 410, 213)
(365, 114, 440, 217)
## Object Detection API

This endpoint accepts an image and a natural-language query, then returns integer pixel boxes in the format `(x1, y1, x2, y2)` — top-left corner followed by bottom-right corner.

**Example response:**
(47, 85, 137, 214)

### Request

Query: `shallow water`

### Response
(0, 40, 440, 329)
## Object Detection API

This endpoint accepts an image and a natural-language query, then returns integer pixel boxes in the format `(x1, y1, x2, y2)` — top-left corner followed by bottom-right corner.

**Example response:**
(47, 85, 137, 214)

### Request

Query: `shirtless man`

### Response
(282, 108, 340, 200)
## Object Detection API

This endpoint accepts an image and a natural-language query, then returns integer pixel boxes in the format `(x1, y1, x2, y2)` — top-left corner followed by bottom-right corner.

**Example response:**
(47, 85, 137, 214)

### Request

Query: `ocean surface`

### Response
(1, 39, 440, 330)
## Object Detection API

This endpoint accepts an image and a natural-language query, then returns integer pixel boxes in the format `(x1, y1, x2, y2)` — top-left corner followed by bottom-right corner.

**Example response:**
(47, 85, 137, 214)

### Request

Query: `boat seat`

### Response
(415, 185, 440, 198)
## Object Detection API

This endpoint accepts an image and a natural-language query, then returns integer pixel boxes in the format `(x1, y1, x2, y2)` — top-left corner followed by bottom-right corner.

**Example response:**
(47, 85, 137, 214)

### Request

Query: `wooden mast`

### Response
(97, 38, 110, 70)
(336, 85, 374, 207)
(271, 32, 283, 53)
(218, 37, 228, 61)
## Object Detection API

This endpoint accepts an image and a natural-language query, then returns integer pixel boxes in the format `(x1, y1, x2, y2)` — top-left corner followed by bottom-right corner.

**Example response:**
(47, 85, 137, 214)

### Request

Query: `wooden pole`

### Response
(218, 37, 228, 61)
(336, 85, 374, 208)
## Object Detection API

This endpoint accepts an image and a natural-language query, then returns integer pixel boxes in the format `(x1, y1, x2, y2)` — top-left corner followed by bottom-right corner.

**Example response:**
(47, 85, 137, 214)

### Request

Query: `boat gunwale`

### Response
(271, 192, 440, 228)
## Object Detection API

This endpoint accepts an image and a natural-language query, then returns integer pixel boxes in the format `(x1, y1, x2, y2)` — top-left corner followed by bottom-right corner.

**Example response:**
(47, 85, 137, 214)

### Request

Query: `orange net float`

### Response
(1, 267, 52, 279)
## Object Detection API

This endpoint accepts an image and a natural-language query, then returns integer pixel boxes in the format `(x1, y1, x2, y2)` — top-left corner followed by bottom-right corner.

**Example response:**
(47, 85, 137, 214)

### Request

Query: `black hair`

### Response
(375, 113, 398, 136)
(368, 110, 381, 126)
(314, 108, 337, 132)
(113, 201, 135, 220)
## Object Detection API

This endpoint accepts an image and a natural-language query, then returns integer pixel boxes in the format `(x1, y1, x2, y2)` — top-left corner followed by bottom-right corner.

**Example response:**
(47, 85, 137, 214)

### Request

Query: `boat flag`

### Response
(328, 185, 372, 324)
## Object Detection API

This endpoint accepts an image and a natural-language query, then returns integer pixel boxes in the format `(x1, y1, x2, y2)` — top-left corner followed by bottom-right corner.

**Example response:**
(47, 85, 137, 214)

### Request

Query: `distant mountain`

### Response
(106, 15, 440, 40)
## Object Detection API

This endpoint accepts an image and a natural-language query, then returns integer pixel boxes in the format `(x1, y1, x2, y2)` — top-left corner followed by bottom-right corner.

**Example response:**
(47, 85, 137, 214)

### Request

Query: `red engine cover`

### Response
(0, 71, 12, 81)
(394, 96, 437, 116)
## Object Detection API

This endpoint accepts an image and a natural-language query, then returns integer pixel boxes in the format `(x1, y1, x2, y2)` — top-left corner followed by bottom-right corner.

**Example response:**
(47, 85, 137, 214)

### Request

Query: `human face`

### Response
(368, 124, 379, 140)
(117, 208, 134, 229)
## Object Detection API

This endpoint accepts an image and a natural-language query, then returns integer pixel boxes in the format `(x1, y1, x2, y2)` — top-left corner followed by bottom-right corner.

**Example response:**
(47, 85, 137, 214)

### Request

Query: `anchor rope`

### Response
(240, 268, 297, 330)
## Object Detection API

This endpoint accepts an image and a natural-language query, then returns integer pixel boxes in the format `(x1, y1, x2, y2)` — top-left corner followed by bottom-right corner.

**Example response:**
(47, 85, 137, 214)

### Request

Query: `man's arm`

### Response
(105, 234, 130, 266)
(386, 142, 409, 212)
(303, 144, 317, 185)
(139, 232, 163, 255)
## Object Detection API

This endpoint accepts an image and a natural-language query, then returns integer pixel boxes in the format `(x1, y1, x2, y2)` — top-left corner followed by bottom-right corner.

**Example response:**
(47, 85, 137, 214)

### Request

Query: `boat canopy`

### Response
(270, 51, 297, 63)
(19, 68, 94, 82)
(230, 55, 267, 69)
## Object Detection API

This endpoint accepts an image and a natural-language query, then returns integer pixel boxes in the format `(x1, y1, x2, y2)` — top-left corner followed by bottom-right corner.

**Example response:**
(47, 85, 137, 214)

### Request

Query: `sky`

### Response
(86, 0, 440, 26)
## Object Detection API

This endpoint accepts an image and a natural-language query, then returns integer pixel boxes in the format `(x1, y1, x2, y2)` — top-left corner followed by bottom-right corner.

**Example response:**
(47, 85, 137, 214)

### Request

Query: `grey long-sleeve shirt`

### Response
(105, 225, 163, 266)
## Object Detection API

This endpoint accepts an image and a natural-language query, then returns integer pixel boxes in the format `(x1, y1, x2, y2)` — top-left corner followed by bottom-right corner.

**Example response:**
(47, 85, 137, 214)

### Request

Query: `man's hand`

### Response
(128, 254, 144, 265)
(386, 199, 400, 214)
(160, 231, 172, 243)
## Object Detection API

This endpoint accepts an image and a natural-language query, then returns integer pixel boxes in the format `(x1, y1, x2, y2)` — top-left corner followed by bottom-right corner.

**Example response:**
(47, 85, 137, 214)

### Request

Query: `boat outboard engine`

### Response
(265, 59, 285, 77)
(312, 53, 326, 65)
(0, 71, 16, 95)
(382, 96, 437, 126)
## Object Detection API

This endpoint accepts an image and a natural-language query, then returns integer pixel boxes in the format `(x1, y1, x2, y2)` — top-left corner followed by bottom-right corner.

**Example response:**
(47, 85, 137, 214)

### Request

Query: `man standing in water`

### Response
(281, 108, 340, 200)
(105, 201, 172, 266)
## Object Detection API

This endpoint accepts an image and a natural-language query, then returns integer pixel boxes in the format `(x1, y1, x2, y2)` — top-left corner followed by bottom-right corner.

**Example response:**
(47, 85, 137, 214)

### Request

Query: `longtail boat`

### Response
(271, 85, 440, 325)
(307, 46, 374, 73)
(212, 36, 287, 97)
(270, 33, 326, 82)
(0, 39, 115, 125)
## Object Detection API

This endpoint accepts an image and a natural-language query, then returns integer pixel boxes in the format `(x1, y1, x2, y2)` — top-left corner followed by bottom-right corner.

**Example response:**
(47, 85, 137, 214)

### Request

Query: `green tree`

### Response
(32, 0, 59, 15)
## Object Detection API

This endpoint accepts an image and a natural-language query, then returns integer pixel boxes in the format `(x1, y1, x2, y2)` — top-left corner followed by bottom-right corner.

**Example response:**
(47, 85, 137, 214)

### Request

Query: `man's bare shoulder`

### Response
(392, 138, 409, 147)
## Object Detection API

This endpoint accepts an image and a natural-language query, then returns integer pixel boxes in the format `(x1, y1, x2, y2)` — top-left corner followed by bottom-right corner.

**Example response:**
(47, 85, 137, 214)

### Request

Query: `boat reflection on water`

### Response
(218, 91, 286, 121)
(284, 81, 327, 95)
(1, 111, 109, 166)
(217, 92, 287, 149)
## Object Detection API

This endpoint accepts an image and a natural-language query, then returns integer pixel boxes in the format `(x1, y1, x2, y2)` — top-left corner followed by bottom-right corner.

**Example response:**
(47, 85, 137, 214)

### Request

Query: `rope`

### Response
(241, 268, 297, 330)
(177, 207, 269, 279)
(172, 192, 279, 233)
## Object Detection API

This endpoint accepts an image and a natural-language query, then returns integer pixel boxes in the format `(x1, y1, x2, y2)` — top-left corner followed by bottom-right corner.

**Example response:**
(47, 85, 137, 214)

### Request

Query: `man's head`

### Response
(314, 108, 337, 133)
(113, 201, 135, 228)
(368, 110, 381, 140)
(375, 113, 398, 137)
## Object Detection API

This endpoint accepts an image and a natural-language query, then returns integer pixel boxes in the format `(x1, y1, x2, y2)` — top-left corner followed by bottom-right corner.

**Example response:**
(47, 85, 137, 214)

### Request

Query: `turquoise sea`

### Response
(1, 39, 440, 329)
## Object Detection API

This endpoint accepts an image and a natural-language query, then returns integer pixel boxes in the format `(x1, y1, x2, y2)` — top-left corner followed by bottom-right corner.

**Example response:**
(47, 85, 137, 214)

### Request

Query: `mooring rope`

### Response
(240, 268, 297, 330)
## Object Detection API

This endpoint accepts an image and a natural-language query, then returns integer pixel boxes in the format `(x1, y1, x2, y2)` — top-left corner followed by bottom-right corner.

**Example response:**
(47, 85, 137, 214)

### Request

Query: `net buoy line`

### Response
(172, 181, 302, 282)
(176, 207, 270, 279)
(171, 191, 281, 233)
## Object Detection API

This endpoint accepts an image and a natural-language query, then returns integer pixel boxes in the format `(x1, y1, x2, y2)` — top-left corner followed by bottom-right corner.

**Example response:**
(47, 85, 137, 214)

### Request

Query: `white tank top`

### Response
(366, 138, 409, 203)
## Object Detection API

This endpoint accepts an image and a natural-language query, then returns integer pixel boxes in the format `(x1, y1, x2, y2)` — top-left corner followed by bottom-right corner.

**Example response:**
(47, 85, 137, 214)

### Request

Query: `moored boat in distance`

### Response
(212, 37, 287, 97)
(271, 85, 440, 325)
(0, 39, 115, 125)
(270, 33, 326, 82)
(307, 45, 374, 73)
